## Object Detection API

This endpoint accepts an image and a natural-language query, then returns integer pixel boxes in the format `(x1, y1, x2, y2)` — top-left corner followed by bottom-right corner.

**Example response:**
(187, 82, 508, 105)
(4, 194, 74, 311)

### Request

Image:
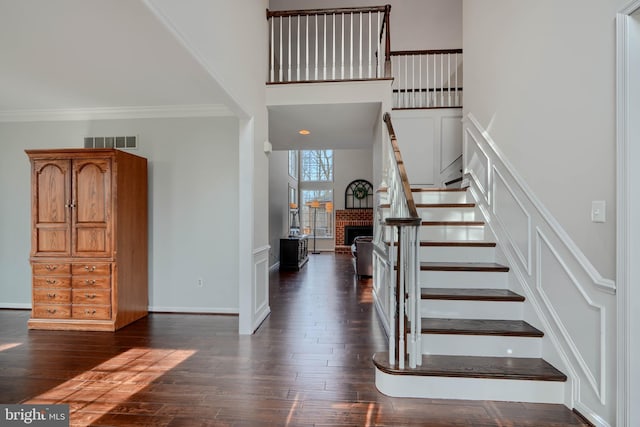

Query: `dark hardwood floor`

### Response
(0, 254, 590, 426)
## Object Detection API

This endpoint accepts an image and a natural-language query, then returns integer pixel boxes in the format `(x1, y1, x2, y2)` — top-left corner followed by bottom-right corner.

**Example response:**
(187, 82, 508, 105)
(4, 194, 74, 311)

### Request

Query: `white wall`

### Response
(144, 0, 270, 332)
(0, 117, 240, 313)
(269, 0, 462, 51)
(463, 0, 625, 282)
(334, 148, 374, 210)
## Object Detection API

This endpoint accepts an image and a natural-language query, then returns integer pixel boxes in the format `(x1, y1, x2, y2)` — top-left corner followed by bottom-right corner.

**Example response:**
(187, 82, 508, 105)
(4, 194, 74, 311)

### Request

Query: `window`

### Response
(299, 150, 334, 238)
(288, 150, 298, 179)
(300, 189, 333, 237)
(301, 150, 333, 181)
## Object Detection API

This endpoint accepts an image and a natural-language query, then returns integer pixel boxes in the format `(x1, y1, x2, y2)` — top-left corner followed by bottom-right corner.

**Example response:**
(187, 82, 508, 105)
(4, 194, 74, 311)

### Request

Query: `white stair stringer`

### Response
(375, 370, 564, 404)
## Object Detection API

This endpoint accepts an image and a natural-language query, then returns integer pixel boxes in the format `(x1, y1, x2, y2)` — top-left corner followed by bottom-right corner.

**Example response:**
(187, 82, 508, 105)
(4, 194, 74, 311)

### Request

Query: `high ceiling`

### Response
(268, 103, 380, 150)
(0, 0, 228, 113)
(0, 0, 379, 150)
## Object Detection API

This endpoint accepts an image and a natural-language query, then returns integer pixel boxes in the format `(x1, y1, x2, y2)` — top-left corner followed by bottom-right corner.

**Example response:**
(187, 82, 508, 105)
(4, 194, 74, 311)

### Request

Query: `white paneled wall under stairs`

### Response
(374, 187, 567, 404)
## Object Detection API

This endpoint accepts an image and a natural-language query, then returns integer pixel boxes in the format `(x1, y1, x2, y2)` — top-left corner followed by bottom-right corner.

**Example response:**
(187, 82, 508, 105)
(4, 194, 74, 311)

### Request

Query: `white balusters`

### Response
(267, 7, 391, 83)
(270, 18, 275, 82)
(389, 50, 463, 109)
(296, 15, 301, 80)
(287, 16, 291, 81)
(279, 16, 283, 82)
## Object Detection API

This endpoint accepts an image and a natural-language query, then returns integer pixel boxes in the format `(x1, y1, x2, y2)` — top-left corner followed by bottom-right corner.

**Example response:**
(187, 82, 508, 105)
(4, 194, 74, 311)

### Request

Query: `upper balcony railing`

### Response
(267, 5, 391, 83)
(391, 49, 463, 109)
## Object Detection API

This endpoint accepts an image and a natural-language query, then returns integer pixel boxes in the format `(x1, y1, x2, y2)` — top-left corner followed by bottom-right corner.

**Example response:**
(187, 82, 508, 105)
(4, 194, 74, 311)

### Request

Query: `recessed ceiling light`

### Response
(298, 129, 311, 135)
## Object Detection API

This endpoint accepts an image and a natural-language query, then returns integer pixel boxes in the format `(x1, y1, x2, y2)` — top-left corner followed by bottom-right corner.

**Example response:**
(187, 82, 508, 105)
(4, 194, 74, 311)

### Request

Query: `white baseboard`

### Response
(0, 303, 31, 310)
(148, 306, 239, 315)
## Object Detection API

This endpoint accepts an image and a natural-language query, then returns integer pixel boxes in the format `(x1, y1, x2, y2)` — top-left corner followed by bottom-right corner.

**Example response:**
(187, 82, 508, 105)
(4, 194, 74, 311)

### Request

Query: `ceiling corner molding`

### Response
(0, 104, 234, 123)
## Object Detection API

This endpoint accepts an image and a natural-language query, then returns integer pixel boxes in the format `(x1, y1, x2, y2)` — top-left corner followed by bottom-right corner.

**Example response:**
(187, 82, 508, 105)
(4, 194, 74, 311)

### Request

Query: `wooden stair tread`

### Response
(385, 240, 496, 247)
(373, 352, 567, 382)
(422, 221, 485, 226)
(421, 318, 543, 337)
(420, 262, 509, 272)
(422, 288, 525, 301)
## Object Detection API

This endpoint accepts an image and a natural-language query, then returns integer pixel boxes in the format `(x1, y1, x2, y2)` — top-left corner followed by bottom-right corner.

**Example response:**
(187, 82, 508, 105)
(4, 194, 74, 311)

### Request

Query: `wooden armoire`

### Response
(25, 149, 148, 331)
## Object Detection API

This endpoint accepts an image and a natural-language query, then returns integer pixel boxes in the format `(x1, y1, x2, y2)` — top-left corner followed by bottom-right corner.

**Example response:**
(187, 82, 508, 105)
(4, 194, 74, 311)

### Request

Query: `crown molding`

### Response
(0, 104, 234, 123)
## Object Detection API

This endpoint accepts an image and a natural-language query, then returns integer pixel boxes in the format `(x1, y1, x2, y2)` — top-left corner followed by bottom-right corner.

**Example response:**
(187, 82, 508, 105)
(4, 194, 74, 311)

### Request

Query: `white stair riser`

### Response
(421, 334, 541, 358)
(375, 370, 564, 404)
(421, 300, 523, 320)
(382, 207, 478, 221)
(419, 207, 478, 221)
(383, 226, 486, 241)
(412, 191, 469, 204)
(420, 270, 509, 288)
(387, 245, 496, 263)
(420, 245, 496, 263)
(420, 226, 485, 240)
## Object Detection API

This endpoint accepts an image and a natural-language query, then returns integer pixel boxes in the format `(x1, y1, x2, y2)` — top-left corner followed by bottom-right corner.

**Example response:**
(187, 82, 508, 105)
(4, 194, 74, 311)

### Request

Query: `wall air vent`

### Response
(84, 136, 137, 150)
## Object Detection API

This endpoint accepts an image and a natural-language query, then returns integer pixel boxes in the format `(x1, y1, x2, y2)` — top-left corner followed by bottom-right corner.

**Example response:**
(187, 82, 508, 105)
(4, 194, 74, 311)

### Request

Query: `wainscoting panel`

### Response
(463, 113, 616, 427)
(493, 167, 532, 274)
(464, 129, 489, 198)
(392, 109, 462, 187)
(253, 245, 271, 331)
(537, 230, 604, 401)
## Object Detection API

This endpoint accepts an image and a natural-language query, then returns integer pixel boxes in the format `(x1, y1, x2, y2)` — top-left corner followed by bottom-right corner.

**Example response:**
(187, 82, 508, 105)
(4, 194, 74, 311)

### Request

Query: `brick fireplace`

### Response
(335, 209, 373, 254)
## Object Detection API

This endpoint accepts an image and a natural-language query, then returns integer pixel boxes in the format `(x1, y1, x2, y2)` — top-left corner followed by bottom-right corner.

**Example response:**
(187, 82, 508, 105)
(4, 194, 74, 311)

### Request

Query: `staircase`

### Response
(373, 187, 567, 404)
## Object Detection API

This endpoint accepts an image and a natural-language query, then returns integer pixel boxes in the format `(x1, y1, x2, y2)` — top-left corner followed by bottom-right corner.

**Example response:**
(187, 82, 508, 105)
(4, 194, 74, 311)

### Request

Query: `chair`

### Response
(353, 236, 373, 278)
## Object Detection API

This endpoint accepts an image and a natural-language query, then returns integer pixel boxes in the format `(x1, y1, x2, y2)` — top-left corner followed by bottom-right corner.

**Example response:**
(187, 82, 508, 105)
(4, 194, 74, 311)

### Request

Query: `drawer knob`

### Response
(84, 265, 97, 272)
(85, 294, 96, 299)
(46, 279, 57, 285)
(47, 309, 57, 314)
(85, 310, 97, 315)
(47, 293, 56, 298)
(85, 279, 96, 285)
(45, 265, 57, 271)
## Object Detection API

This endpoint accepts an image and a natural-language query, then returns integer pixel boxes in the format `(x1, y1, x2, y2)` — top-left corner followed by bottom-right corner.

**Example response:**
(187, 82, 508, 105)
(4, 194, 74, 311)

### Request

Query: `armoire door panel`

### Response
(72, 159, 111, 257)
(36, 228, 70, 253)
(75, 227, 107, 253)
(33, 160, 71, 256)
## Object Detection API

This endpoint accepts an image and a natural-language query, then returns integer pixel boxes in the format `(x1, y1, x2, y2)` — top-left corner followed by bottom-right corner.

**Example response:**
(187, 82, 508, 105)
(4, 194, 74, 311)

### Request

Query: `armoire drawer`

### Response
(72, 306, 111, 320)
(33, 277, 71, 289)
(72, 277, 110, 289)
(33, 289, 71, 304)
(32, 263, 71, 276)
(72, 263, 111, 276)
(33, 304, 72, 319)
(72, 290, 110, 305)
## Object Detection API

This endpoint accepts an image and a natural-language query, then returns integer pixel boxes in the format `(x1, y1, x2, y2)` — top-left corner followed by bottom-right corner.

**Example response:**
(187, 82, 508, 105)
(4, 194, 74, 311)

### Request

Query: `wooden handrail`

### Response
(267, 5, 387, 18)
(383, 112, 419, 221)
(390, 49, 463, 56)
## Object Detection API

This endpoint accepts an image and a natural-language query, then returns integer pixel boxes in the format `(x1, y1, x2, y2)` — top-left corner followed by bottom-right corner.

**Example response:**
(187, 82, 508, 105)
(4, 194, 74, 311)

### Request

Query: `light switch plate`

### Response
(591, 200, 606, 223)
